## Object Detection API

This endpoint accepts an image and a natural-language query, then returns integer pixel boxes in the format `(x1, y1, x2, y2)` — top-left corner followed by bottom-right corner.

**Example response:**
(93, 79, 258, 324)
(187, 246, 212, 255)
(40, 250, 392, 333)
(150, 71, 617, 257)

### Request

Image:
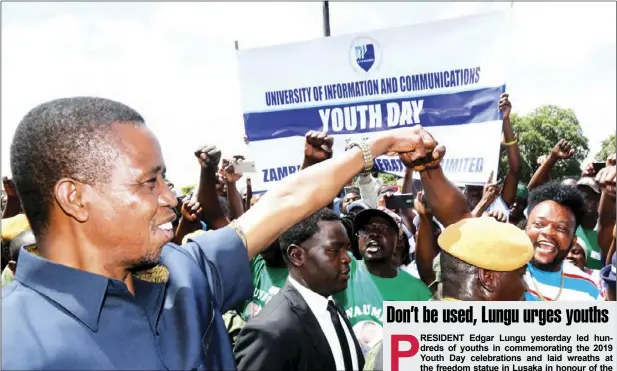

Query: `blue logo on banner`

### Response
(354, 44, 375, 72)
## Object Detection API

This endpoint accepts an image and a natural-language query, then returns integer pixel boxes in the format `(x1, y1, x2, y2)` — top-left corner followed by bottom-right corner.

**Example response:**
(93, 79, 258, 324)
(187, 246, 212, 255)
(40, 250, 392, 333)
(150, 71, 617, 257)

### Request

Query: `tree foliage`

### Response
(498, 105, 589, 184)
(181, 184, 195, 195)
(595, 134, 616, 161)
(377, 172, 399, 186)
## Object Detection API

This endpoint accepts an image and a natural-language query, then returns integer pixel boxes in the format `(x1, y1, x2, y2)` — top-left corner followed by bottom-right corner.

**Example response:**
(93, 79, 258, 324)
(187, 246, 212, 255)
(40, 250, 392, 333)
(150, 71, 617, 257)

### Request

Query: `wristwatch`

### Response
(345, 141, 374, 176)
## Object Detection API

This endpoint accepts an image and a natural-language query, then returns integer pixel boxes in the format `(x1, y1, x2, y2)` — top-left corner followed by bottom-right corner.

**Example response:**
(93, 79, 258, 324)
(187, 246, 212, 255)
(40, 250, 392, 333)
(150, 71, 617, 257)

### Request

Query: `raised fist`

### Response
(397, 126, 445, 172)
(194, 145, 222, 172)
(304, 131, 334, 163)
(181, 199, 203, 223)
(551, 139, 575, 160)
(498, 93, 512, 120)
(596, 165, 616, 198)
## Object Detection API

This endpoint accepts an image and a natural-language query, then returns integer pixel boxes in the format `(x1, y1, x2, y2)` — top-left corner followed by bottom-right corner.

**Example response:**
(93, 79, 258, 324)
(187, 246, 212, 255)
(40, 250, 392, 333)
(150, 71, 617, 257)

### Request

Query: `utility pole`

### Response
(323, 1, 331, 37)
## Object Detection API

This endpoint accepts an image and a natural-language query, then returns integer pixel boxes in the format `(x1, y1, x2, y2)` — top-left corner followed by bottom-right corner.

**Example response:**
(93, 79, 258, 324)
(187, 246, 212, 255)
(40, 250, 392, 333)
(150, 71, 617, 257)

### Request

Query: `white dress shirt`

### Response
(288, 276, 360, 371)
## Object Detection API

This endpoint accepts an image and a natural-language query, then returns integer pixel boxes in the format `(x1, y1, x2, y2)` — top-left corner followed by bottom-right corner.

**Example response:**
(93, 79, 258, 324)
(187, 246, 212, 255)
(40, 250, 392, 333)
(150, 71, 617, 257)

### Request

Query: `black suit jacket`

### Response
(234, 282, 365, 371)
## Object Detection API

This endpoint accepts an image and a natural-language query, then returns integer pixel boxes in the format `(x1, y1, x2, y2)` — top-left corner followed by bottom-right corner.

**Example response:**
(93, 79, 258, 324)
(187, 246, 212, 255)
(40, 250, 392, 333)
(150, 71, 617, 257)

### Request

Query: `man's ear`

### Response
(54, 178, 89, 223)
(478, 268, 498, 293)
(286, 244, 305, 268)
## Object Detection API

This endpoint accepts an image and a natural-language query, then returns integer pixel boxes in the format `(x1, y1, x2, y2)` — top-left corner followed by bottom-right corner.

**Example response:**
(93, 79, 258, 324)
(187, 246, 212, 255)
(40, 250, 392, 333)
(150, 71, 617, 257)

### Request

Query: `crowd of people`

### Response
(1, 93, 615, 371)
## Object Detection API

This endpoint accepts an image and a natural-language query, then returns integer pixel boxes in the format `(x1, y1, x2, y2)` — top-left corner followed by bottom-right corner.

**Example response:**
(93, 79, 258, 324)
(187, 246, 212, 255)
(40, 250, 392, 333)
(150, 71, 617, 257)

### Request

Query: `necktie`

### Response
(327, 300, 354, 371)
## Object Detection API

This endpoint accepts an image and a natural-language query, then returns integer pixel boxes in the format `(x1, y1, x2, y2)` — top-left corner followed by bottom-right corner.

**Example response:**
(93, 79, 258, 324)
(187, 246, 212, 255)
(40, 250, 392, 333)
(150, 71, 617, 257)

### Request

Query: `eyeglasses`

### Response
(358, 223, 394, 236)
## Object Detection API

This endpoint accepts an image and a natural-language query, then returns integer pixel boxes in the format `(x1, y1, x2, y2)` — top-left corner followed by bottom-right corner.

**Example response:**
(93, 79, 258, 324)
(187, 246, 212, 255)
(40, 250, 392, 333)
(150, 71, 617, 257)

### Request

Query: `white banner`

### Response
(383, 301, 617, 371)
(237, 10, 511, 193)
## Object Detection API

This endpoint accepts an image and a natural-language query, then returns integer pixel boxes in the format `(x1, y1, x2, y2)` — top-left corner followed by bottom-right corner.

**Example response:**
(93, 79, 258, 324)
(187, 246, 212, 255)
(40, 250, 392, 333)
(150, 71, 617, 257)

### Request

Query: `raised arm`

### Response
(471, 171, 500, 217)
(413, 192, 439, 288)
(222, 158, 245, 220)
(596, 158, 616, 263)
(396, 131, 470, 227)
(528, 140, 575, 191)
(173, 198, 203, 245)
(498, 94, 521, 207)
(237, 126, 443, 260)
(194, 145, 229, 230)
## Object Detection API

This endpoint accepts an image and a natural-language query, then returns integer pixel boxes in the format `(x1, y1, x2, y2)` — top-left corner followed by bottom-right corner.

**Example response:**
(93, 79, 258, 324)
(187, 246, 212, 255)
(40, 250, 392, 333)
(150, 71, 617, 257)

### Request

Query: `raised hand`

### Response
(194, 145, 222, 172)
(304, 131, 333, 163)
(397, 126, 445, 171)
(482, 171, 501, 205)
(222, 158, 243, 183)
(498, 93, 512, 120)
(551, 139, 575, 160)
(582, 162, 596, 178)
(413, 191, 431, 216)
(596, 165, 616, 198)
(181, 198, 203, 223)
(487, 210, 507, 223)
(2, 176, 18, 198)
(607, 153, 616, 167)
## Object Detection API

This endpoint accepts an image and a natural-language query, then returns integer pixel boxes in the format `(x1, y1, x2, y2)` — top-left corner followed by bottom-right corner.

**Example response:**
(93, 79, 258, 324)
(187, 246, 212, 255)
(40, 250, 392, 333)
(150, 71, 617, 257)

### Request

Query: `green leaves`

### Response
(499, 105, 590, 184)
(181, 184, 195, 195)
(595, 134, 616, 162)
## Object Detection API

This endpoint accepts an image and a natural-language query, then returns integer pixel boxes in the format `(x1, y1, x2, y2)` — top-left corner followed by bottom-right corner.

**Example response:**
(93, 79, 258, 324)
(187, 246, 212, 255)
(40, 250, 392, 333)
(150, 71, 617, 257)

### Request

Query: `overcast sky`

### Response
(2, 2, 615, 187)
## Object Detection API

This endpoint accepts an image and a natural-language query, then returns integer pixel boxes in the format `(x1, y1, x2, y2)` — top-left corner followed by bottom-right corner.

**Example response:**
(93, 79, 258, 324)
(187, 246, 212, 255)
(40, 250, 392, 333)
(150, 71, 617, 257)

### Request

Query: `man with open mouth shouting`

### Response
(333, 206, 432, 356)
(524, 180, 601, 301)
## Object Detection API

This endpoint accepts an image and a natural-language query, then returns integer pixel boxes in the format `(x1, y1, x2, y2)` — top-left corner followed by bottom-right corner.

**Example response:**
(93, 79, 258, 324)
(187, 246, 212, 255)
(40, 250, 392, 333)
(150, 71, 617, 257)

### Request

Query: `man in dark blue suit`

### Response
(2, 97, 441, 370)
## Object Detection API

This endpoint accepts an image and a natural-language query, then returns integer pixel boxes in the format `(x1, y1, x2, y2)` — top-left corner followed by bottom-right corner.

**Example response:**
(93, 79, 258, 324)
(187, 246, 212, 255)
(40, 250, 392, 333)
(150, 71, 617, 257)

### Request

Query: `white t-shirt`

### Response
(482, 196, 510, 222)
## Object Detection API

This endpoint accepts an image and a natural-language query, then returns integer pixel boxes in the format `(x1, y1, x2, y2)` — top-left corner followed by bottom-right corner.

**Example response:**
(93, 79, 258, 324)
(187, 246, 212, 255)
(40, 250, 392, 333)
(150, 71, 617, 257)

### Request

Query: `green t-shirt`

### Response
(241, 255, 289, 320)
(576, 226, 603, 270)
(333, 254, 432, 355)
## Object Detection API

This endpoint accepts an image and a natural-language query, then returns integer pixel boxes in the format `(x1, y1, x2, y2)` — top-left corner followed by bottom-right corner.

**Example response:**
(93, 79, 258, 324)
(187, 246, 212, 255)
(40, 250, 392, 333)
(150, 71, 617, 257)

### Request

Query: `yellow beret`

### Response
(1, 214, 30, 242)
(181, 229, 209, 245)
(437, 217, 533, 272)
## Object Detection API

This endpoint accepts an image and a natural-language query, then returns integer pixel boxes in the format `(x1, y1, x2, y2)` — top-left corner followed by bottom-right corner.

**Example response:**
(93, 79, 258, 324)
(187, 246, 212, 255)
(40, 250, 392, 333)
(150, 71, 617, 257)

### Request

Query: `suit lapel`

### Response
(283, 282, 337, 370)
(336, 303, 365, 370)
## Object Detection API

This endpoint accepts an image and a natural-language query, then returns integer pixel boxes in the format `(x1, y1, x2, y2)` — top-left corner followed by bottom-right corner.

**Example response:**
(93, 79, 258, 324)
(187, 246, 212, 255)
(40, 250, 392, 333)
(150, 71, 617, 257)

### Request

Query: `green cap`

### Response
(516, 183, 529, 199)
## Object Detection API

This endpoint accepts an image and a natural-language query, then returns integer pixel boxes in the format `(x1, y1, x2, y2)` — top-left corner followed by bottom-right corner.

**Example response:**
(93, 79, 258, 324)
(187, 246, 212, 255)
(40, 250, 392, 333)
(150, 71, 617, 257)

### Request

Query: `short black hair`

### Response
(439, 250, 478, 297)
(528, 180, 586, 228)
(10, 97, 144, 235)
(279, 208, 341, 255)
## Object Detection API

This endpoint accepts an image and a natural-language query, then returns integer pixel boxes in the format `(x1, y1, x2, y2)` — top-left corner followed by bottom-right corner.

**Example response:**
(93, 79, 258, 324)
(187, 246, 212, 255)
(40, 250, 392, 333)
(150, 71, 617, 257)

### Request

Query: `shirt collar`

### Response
(288, 276, 331, 315)
(15, 248, 111, 332)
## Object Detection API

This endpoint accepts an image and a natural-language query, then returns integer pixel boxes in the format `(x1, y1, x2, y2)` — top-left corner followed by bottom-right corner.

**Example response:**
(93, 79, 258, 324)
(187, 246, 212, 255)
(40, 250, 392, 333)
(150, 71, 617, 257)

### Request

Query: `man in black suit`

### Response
(234, 208, 364, 371)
